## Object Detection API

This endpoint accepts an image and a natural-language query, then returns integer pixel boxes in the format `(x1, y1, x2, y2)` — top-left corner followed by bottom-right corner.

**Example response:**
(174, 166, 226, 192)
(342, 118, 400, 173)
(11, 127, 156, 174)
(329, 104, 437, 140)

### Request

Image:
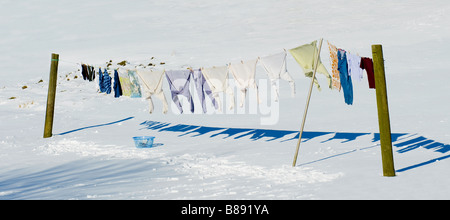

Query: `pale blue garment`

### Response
(337, 49, 353, 105)
(192, 68, 218, 113)
(127, 70, 142, 98)
(165, 70, 194, 114)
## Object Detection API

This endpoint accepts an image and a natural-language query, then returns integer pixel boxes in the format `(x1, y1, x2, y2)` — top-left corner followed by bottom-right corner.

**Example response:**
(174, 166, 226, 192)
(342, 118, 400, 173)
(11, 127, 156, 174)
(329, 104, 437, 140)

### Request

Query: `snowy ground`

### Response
(1, 0, 450, 200)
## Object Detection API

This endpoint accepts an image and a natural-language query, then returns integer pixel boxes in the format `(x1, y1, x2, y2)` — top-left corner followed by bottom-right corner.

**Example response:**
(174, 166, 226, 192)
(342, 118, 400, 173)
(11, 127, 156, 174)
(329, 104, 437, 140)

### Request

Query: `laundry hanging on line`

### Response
(360, 57, 376, 89)
(201, 65, 235, 111)
(347, 52, 363, 82)
(228, 59, 260, 108)
(135, 68, 169, 114)
(191, 68, 219, 113)
(81, 64, 95, 81)
(258, 50, 296, 102)
(327, 41, 342, 91)
(337, 49, 354, 105)
(165, 69, 195, 114)
(127, 70, 142, 98)
(289, 40, 332, 91)
(113, 69, 122, 98)
(118, 68, 132, 97)
(75, 38, 379, 113)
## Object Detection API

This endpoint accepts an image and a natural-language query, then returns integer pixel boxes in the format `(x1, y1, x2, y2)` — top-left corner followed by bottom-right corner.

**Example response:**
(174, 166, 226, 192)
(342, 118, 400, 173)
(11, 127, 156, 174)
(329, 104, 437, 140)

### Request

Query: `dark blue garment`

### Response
(337, 49, 353, 105)
(98, 68, 104, 93)
(103, 69, 112, 94)
(113, 69, 122, 98)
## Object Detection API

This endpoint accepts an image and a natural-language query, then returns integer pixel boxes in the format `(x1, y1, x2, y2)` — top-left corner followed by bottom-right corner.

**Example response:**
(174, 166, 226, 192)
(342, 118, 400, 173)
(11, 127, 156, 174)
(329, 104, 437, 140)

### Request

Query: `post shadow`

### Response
(55, 117, 135, 136)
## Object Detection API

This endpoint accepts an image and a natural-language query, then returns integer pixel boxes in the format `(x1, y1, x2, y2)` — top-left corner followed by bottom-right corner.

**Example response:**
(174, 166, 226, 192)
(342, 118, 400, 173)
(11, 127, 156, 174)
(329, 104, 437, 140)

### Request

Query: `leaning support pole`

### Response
(43, 53, 59, 138)
(372, 45, 395, 177)
(292, 38, 323, 167)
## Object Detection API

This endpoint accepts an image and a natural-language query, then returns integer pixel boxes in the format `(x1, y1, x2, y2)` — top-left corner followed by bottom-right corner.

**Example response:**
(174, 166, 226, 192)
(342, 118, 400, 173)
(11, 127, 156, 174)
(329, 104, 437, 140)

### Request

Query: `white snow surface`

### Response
(1, 0, 450, 200)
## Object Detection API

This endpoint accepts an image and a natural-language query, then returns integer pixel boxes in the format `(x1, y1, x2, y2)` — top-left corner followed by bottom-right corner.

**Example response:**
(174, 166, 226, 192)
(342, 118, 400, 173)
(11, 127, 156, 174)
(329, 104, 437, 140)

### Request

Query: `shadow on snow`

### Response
(140, 120, 450, 173)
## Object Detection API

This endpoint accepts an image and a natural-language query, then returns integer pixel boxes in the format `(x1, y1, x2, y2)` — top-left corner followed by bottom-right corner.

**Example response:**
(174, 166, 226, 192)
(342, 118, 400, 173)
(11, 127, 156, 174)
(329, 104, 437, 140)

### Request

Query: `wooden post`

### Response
(292, 38, 323, 167)
(43, 53, 59, 138)
(372, 45, 395, 177)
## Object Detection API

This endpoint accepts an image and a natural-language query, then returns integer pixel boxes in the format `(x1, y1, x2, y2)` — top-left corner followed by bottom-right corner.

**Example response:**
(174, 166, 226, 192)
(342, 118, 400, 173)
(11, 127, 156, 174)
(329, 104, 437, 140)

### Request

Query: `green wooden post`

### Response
(43, 53, 59, 138)
(372, 45, 395, 177)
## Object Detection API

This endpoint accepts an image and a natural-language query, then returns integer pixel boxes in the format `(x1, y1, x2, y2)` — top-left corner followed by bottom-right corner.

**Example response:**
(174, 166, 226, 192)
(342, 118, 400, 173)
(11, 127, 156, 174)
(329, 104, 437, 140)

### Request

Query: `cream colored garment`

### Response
(135, 68, 169, 114)
(201, 66, 235, 111)
(259, 50, 295, 101)
(228, 59, 259, 107)
(289, 40, 332, 91)
(117, 68, 132, 96)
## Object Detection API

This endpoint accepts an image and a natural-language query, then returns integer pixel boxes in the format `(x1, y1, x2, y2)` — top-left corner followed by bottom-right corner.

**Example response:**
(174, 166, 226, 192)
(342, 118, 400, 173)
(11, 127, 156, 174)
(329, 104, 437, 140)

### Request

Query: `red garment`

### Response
(360, 57, 376, 89)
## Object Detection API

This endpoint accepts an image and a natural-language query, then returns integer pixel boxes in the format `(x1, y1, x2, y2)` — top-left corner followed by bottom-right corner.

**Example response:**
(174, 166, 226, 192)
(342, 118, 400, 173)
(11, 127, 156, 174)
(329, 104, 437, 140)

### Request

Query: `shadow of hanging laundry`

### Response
(183, 126, 226, 137)
(281, 131, 333, 143)
(160, 124, 200, 133)
(237, 129, 298, 142)
(139, 120, 376, 143)
(373, 133, 409, 143)
(394, 136, 450, 154)
(321, 132, 371, 143)
(210, 128, 254, 139)
(56, 117, 135, 136)
(140, 121, 171, 130)
(139, 121, 449, 153)
(140, 120, 450, 173)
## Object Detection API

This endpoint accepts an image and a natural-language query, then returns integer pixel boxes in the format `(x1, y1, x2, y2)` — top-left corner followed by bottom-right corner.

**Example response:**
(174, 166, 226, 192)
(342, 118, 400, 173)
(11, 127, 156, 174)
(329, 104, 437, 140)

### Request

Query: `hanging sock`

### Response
(327, 41, 341, 91)
(113, 69, 122, 98)
(337, 49, 353, 105)
(360, 57, 376, 89)
(201, 65, 235, 111)
(103, 69, 112, 94)
(259, 50, 295, 102)
(192, 68, 218, 113)
(228, 59, 259, 107)
(165, 69, 195, 114)
(127, 69, 142, 98)
(289, 40, 332, 91)
(136, 69, 169, 114)
(117, 68, 132, 97)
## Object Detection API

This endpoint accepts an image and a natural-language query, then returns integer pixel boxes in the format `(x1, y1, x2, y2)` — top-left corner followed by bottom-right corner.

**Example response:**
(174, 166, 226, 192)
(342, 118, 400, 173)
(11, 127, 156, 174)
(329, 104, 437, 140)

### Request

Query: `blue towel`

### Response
(103, 69, 112, 94)
(337, 49, 353, 105)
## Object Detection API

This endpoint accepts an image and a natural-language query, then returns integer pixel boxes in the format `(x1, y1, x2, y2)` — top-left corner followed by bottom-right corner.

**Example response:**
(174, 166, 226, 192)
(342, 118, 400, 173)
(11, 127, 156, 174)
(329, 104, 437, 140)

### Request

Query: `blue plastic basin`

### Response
(133, 136, 155, 148)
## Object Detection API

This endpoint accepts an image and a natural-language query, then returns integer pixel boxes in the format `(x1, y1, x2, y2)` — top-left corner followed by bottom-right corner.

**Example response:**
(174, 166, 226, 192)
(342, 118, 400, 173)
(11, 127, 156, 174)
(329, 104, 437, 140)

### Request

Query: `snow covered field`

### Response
(1, 0, 450, 200)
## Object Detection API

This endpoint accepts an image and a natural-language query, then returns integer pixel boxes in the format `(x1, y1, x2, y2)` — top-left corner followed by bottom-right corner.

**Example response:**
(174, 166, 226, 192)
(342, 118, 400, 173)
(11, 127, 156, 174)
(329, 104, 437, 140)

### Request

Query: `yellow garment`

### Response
(327, 40, 341, 91)
(118, 68, 132, 96)
(289, 40, 332, 91)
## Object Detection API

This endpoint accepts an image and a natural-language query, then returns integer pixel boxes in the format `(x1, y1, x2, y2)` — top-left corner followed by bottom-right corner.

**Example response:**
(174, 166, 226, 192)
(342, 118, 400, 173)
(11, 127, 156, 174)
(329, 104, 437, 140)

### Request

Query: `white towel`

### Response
(259, 50, 295, 101)
(228, 59, 259, 107)
(135, 68, 169, 114)
(201, 66, 235, 111)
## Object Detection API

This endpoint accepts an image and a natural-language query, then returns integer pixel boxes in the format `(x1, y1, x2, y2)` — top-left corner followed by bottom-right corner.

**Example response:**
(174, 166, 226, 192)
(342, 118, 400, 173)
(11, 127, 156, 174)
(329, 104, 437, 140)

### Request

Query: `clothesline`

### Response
(68, 38, 376, 113)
